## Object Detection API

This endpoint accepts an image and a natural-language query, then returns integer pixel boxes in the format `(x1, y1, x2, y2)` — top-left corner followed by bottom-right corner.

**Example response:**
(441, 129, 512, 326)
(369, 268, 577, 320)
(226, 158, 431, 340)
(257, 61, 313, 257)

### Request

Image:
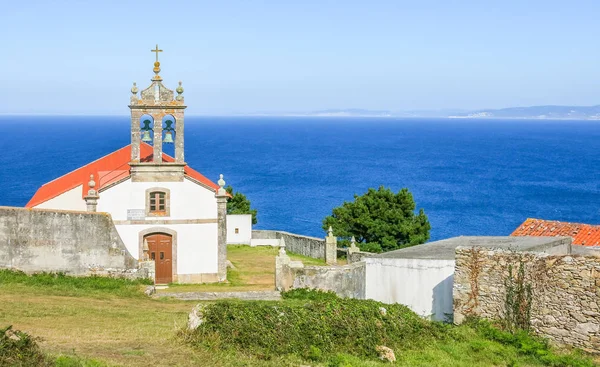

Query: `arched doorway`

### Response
(144, 233, 173, 284)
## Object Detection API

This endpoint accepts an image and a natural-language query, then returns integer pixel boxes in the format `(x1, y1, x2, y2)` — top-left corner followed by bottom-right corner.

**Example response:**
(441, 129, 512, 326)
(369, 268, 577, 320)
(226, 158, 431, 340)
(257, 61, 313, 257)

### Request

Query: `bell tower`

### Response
(129, 45, 187, 182)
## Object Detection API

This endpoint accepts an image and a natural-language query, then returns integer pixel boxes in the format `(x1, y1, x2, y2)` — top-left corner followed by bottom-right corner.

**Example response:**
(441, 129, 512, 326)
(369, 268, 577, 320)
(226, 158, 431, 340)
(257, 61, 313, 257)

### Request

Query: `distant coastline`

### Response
(3, 104, 600, 120)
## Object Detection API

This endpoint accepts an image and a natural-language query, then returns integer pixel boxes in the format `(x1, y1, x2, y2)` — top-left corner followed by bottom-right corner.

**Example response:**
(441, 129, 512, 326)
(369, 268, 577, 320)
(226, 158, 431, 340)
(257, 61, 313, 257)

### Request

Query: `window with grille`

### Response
(149, 191, 166, 214)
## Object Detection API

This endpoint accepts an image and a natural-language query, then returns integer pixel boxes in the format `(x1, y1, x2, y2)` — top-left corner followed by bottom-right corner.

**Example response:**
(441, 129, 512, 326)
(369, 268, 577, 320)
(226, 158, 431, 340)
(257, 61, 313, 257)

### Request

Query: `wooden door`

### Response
(145, 233, 173, 284)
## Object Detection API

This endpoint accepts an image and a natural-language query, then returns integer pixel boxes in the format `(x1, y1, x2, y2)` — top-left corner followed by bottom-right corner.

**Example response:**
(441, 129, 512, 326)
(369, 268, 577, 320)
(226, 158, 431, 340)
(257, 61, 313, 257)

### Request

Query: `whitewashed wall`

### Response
(115, 223, 218, 274)
(35, 185, 87, 211)
(97, 178, 217, 220)
(34, 176, 220, 280)
(226, 214, 252, 244)
(365, 257, 455, 321)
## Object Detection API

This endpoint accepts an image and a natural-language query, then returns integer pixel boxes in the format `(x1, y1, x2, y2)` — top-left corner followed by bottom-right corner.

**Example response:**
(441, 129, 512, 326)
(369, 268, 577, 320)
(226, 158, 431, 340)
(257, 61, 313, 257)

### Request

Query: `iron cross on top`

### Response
(151, 44, 163, 62)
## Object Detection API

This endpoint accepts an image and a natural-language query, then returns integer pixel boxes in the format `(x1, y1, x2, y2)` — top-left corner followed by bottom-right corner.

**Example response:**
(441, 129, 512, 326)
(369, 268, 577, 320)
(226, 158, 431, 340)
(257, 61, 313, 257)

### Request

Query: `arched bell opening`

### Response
(140, 114, 155, 145)
(162, 115, 176, 157)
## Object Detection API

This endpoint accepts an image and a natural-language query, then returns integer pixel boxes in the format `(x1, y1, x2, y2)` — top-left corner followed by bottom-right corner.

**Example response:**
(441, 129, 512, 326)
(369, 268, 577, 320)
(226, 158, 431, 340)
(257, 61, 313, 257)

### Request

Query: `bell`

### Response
(141, 130, 152, 142)
(163, 131, 174, 144)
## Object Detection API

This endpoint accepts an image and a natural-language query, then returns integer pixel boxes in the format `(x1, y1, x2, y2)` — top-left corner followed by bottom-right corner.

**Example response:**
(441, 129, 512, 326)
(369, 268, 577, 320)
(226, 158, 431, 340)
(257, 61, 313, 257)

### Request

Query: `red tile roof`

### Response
(26, 143, 220, 208)
(511, 218, 600, 247)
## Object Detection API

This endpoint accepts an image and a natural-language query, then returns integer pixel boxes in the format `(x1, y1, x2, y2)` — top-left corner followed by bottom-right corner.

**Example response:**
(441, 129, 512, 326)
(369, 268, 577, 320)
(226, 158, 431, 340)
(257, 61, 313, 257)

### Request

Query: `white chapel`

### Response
(26, 46, 229, 284)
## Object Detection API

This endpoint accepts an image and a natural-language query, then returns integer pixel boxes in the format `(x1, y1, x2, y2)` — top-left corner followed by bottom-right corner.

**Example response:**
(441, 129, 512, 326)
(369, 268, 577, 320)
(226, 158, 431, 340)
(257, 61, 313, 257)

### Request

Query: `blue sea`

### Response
(1, 116, 600, 241)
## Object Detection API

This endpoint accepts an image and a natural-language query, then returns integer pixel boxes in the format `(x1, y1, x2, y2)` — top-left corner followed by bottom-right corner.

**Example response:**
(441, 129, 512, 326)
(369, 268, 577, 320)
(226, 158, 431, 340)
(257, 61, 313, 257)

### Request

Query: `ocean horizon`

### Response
(1, 115, 599, 242)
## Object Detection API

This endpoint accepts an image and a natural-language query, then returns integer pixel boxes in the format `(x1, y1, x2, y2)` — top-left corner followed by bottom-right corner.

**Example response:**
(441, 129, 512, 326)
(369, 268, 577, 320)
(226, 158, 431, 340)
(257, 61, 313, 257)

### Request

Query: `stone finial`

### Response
(131, 82, 138, 95)
(84, 174, 99, 212)
(176, 81, 184, 101)
(327, 226, 333, 237)
(278, 245, 287, 257)
(349, 236, 359, 254)
(87, 174, 98, 197)
(217, 174, 227, 196)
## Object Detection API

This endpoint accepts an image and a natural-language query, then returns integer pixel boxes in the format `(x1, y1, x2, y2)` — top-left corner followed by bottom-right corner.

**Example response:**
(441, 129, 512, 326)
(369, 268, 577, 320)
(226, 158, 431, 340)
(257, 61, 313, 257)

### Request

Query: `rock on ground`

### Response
(376, 345, 396, 363)
(187, 304, 206, 331)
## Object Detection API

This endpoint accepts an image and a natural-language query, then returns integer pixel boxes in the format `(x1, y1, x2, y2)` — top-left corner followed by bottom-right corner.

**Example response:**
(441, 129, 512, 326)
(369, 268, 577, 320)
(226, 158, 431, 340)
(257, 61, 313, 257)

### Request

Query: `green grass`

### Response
(2, 278, 598, 366)
(54, 354, 110, 367)
(2, 255, 598, 367)
(0, 269, 152, 298)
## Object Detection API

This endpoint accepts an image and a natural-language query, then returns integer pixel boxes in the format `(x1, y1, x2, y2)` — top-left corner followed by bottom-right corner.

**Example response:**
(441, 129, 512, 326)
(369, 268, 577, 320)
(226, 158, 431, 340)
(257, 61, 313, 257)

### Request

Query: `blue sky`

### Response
(1, 1, 599, 115)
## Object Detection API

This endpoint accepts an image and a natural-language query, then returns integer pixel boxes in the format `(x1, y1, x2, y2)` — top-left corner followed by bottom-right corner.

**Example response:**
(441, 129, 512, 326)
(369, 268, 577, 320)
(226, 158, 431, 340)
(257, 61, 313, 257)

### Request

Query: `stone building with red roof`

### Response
(511, 218, 600, 247)
(26, 47, 229, 284)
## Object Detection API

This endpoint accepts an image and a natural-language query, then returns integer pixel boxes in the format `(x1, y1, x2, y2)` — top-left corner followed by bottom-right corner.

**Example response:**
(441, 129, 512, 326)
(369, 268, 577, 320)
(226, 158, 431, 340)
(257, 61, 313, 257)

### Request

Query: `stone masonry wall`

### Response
(291, 262, 366, 299)
(454, 246, 600, 353)
(253, 230, 326, 259)
(275, 248, 365, 299)
(0, 206, 141, 276)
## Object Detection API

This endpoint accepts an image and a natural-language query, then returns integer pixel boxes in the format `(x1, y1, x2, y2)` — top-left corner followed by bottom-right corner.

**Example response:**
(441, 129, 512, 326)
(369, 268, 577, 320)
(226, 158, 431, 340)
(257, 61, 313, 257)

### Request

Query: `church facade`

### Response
(26, 46, 228, 284)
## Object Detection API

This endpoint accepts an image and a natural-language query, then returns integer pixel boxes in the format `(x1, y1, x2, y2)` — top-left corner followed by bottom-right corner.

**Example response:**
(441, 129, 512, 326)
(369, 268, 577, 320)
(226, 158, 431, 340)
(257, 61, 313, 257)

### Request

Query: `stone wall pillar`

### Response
(84, 174, 99, 212)
(130, 109, 142, 162)
(216, 174, 228, 282)
(346, 236, 360, 264)
(152, 113, 163, 163)
(275, 246, 291, 291)
(174, 111, 185, 163)
(325, 226, 337, 265)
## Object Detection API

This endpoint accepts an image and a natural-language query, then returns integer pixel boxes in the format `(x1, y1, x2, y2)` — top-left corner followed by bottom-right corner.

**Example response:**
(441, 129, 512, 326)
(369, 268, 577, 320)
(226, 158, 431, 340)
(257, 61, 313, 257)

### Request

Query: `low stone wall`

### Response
(0, 206, 143, 277)
(572, 245, 600, 256)
(275, 248, 365, 299)
(253, 230, 327, 259)
(347, 250, 374, 264)
(454, 246, 600, 353)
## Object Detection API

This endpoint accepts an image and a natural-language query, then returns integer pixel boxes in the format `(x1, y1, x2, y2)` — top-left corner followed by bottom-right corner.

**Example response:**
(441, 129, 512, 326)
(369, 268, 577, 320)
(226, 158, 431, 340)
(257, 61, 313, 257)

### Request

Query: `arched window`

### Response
(146, 188, 170, 217)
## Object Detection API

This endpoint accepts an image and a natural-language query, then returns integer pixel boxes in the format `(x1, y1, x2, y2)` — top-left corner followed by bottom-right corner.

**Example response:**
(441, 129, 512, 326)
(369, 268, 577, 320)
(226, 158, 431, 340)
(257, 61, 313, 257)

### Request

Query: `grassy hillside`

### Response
(0, 247, 597, 367)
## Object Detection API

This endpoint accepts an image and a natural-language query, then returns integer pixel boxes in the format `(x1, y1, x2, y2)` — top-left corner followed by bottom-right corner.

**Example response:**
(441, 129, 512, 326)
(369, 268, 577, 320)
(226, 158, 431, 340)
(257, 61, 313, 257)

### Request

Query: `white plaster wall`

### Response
(115, 223, 218, 274)
(97, 178, 217, 220)
(226, 214, 252, 244)
(365, 257, 455, 321)
(34, 185, 86, 211)
(32, 177, 220, 277)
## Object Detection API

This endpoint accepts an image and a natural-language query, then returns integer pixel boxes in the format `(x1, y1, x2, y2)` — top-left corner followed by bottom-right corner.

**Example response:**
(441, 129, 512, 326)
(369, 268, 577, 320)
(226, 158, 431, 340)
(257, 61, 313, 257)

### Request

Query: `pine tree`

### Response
(225, 186, 258, 225)
(323, 186, 430, 252)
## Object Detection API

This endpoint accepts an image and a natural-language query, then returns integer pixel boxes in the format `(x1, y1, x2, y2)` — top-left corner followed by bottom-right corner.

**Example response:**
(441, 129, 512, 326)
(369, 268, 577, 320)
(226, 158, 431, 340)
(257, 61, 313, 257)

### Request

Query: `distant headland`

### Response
(448, 105, 600, 120)
(240, 105, 600, 119)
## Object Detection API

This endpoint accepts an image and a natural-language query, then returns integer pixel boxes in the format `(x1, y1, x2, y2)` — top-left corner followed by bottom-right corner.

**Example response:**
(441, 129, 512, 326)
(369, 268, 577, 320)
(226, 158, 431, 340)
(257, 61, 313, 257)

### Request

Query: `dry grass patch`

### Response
(1, 286, 320, 366)
(0, 288, 202, 366)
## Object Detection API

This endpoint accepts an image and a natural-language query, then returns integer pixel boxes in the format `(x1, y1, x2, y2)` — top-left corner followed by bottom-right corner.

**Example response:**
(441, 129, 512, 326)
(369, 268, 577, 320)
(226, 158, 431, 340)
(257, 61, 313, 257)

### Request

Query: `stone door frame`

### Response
(139, 227, 178, 283)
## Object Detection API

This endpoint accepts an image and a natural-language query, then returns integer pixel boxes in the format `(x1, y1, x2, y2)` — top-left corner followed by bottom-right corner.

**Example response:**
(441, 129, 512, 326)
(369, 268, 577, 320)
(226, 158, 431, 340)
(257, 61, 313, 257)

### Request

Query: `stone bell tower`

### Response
(128, 45, 186, 182)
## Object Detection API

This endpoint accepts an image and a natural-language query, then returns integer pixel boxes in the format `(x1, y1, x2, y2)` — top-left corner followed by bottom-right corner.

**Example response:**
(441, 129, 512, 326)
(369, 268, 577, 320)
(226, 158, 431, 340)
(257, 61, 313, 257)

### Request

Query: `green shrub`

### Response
(470, 319, 596, 367)
(307, 345, 323, 361)
(185, 298, 440, 359)
(0, 269, 152, 298)
(0, 325, 51, 367)
(281, 288, 339, 302)
(185, 299, 596, 366)
(357, 242, 383, 253)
